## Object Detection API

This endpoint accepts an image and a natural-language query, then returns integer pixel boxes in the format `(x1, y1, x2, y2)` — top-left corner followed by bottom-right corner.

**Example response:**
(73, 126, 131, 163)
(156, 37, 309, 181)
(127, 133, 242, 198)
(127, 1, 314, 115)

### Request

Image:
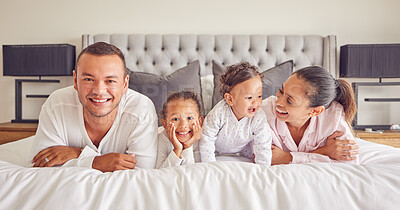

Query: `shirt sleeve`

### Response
(290, 106, 359, 165)
(156, 132, 195, 169)
(199, 106, 220, 162)
(252, 111, 272, 166)
(31, 103, 100, 168)
(290, 150, 358, 164)
(125, 106, 158, 169)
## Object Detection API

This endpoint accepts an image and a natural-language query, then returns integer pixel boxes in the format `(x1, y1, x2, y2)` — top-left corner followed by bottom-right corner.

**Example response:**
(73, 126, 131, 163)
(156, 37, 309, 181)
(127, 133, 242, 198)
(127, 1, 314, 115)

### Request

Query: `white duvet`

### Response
(0, 137, 400, 210)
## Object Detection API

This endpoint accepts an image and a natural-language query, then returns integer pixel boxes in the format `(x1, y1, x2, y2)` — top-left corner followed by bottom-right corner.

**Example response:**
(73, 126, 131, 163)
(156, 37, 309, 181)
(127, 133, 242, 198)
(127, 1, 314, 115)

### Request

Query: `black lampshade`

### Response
(340, 44, 400, 78)
(2, 44, 76, 76)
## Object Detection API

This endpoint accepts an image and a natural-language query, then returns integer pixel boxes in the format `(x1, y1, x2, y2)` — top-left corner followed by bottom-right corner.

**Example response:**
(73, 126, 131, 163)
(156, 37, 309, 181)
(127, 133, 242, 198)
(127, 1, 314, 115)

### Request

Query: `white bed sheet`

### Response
(0, 137, 399, 209)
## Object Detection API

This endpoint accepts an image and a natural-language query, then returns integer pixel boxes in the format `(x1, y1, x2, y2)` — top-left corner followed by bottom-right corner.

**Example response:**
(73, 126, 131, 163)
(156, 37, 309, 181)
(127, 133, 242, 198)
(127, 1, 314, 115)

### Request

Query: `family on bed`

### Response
(31, 42, 359, 172)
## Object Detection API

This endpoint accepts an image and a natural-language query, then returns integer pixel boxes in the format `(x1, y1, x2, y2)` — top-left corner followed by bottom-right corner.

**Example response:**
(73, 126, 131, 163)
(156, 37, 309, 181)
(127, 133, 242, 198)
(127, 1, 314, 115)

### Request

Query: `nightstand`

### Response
(0, 122, 38, 145)
(354, 130, 400, 148)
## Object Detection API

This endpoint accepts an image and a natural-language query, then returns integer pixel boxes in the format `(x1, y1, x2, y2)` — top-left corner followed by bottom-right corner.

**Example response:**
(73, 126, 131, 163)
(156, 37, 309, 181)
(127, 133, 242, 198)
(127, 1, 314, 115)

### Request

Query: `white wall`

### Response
(1, 0, 400, 123)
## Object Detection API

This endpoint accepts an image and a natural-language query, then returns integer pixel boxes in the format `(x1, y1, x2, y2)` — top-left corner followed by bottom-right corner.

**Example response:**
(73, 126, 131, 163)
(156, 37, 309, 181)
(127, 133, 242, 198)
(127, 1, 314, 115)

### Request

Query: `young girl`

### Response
(156, 91, 204, 169)
(262, 66, 359, 165)
(200, 62, 272, 165)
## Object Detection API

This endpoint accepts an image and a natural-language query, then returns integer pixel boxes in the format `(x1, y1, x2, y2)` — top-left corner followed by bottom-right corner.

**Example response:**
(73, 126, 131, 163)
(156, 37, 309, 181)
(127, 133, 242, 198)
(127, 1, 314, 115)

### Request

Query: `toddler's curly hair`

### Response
(220, 62, 263, 96)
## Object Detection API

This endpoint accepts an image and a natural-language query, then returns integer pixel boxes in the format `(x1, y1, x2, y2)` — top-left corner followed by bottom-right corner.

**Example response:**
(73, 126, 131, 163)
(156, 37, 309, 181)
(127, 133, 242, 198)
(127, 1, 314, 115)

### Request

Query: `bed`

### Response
(1, 34, 400, 209)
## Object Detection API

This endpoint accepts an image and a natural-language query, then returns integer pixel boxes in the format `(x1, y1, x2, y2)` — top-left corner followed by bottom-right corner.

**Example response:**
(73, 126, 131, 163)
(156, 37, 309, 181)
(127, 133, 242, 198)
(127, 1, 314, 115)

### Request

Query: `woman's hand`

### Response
(271, 145, 293, 165)
(166, 122, 183, 158)
(183, 120, 202, 149)
(313, 131, 359, 161)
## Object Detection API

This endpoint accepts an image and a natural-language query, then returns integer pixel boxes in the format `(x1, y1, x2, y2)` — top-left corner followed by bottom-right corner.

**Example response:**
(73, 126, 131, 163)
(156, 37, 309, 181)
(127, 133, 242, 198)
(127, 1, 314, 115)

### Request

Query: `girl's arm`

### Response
(155, 132, 186, 169)
(156, 129, 199, 169)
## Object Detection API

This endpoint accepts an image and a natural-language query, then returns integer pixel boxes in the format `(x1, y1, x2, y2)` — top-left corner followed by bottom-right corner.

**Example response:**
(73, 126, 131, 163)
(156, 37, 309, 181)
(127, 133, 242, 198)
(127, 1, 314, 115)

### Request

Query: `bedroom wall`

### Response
(1, 0, 400, 124)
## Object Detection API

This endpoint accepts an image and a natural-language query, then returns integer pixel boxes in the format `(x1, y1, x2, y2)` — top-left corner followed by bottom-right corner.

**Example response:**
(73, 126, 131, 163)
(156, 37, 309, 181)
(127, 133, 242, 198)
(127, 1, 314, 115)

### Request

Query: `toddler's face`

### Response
(226, 76, 263, 120)
(162, 99, 201, 143)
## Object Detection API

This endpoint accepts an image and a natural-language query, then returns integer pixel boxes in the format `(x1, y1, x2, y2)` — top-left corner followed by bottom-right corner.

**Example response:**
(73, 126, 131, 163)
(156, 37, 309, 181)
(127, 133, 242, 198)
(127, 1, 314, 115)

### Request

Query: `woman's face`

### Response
(275, 74, 316, 126)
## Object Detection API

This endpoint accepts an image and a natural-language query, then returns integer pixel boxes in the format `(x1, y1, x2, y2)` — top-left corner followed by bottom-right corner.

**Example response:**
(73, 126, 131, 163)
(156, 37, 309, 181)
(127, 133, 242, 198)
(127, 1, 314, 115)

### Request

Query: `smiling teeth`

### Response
(92, 99, 108, 103)
(178, 131, 189, 135)
(276, 109, 288, 114)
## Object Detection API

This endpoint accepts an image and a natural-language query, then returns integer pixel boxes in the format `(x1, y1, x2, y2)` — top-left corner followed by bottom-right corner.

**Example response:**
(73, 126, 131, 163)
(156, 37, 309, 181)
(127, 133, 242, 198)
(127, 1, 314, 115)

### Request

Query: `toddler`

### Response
(200, 62, 272, 165)
(156, 91, 204, 169)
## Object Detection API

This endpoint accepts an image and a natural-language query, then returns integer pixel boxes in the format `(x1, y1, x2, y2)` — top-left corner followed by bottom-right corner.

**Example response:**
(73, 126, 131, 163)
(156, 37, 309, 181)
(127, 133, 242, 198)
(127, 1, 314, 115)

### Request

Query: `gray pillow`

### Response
(129, 60, 202, 125)
(212, 60, 294, 107)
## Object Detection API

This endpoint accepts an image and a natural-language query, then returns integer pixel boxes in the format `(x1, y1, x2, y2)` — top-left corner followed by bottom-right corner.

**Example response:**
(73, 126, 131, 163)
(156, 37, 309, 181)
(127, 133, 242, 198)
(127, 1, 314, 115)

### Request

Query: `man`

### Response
(31, 42, 158, 172)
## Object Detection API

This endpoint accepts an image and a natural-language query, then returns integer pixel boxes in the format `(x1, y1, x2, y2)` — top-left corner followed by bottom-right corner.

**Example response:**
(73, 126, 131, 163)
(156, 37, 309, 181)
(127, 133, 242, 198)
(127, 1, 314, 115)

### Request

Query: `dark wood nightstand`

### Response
(0, 122, 38, 145)
(354, 129, 400, 148)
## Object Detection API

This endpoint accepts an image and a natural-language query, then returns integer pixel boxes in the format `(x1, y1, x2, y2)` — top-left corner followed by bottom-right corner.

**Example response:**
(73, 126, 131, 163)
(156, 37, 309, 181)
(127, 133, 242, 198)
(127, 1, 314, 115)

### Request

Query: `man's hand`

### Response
(32, 146, 82, 167)
(271, 145, 293, 165)
(92, 153, 137, 172)
(313, 131, 359, 161)
(183, 120, 202, 149)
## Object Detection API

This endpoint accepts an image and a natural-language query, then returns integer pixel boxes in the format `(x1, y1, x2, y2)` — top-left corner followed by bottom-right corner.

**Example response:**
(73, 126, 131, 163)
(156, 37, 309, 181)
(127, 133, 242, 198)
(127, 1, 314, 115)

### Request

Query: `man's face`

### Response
(74, 53, 128, 120)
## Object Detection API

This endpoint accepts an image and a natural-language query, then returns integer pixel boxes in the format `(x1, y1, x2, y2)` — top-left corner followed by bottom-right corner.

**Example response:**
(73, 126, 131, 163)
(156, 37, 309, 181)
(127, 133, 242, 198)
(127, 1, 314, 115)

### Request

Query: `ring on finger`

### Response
(45, 157, 50, 163)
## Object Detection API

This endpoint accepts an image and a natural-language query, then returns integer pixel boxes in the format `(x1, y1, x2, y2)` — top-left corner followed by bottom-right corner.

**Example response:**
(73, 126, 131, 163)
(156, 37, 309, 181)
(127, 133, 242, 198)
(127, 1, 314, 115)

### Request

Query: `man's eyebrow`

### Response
(105, 75, 119, 79)
(80, 72, 119, 79)
(81, 72, 94, 77)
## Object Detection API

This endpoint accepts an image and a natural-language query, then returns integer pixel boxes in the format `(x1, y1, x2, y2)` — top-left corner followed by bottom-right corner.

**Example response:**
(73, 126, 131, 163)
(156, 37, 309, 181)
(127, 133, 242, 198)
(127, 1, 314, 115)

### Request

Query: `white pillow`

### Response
(0, 136, 34, 167)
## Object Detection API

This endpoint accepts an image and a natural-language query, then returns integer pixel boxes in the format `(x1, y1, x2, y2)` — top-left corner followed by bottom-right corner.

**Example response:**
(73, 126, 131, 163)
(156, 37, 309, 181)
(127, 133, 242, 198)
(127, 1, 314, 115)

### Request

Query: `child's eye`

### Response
(246, 96, 252, 100)
(287, 99, 293, 105)
(278, 89, 283, 94)
(187, 116, 194, 120)
(258, 95, 262, 99)
(172, 118, 179, 121)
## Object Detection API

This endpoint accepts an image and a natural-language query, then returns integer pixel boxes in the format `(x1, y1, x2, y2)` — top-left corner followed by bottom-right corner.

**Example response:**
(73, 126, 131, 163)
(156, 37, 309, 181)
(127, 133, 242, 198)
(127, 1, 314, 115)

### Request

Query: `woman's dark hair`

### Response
(220, 62, 263, 96)
(294, 66, 357, 127)
(76, 42, 128, 76)
(160, 90, 204, 119)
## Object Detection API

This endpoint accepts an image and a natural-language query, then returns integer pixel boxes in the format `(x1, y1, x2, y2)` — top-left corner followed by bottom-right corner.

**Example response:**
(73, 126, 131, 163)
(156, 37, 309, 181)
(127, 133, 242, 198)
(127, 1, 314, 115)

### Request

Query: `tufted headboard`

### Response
(82, 34, 337, 113)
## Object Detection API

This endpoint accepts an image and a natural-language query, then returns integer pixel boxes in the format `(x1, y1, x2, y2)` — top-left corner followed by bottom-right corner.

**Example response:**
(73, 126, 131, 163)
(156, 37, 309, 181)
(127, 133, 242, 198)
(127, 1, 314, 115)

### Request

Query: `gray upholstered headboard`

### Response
(82, 34, 336, 113)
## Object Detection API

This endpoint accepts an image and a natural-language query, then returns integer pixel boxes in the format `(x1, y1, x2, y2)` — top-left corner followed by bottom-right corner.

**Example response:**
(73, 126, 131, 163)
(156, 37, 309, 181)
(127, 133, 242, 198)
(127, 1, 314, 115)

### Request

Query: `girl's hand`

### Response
(271, 145, 293, 165)
(313, 131, 359, 161)
(183, 120, 202, 149)
(166, 122, 183, 158)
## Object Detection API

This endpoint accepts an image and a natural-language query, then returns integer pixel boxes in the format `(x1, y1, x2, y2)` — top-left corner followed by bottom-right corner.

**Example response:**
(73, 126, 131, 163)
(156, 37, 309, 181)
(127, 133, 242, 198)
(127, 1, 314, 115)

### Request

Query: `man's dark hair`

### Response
(76, 42, 128, 76)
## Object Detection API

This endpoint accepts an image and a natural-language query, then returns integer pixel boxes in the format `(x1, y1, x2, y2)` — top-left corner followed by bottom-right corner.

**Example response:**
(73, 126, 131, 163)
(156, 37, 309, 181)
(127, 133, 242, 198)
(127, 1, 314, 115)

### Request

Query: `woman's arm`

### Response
(312, 131, 359, 161)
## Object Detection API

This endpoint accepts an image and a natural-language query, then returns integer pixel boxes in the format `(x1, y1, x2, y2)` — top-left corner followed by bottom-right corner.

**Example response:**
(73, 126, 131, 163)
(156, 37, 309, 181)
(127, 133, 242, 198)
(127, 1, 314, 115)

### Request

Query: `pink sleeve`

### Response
(291, 105, 359, 165)
(290, 152, 334, 164)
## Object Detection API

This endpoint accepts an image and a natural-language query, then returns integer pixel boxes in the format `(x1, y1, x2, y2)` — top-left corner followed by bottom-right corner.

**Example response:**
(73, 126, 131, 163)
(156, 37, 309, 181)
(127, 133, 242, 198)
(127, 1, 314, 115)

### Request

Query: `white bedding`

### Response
(0, 137, 400, 209)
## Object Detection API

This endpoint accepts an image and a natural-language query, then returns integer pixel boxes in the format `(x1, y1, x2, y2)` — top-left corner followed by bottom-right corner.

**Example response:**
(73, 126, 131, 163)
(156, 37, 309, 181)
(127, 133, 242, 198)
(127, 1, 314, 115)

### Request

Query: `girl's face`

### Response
(275, 74, 320, 126)
(225, 76, 263, 120)
(161, 99, 203, 143)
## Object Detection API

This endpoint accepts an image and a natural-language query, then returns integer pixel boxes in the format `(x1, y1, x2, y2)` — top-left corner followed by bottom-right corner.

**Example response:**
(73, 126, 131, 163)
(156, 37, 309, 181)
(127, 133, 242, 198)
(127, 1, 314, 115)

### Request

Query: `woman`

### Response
(262, 66, 359, 165)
